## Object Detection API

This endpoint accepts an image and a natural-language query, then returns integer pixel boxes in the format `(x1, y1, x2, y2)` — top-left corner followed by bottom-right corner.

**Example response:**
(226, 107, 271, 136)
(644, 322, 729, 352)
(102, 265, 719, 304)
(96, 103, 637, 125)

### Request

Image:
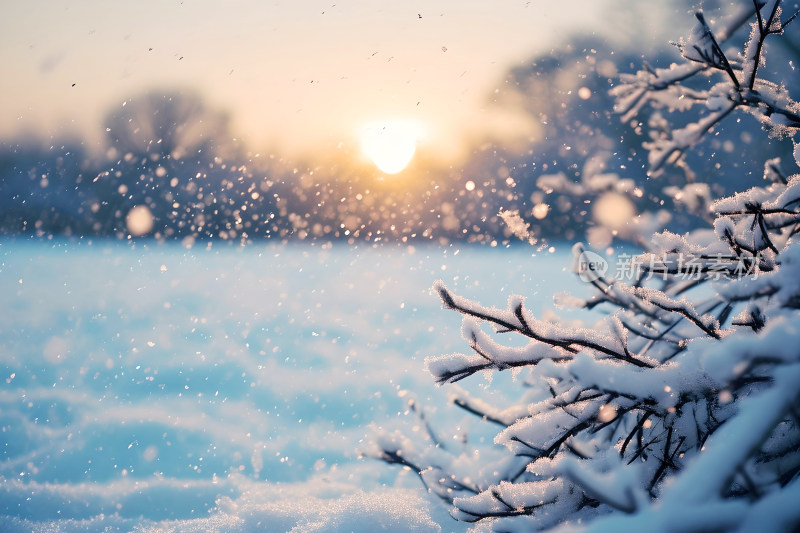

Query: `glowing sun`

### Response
(360, 120, 419, 174)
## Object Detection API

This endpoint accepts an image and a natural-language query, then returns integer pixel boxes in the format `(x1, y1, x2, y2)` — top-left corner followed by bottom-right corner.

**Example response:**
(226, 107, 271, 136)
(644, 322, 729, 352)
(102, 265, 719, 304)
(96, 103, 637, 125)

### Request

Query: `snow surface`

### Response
(0, 239, 583, 532)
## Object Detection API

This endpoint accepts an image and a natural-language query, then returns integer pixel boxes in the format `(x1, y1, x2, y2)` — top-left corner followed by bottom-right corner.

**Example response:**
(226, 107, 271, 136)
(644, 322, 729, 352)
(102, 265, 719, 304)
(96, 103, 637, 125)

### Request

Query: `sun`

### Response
(360, 120, 420, 174)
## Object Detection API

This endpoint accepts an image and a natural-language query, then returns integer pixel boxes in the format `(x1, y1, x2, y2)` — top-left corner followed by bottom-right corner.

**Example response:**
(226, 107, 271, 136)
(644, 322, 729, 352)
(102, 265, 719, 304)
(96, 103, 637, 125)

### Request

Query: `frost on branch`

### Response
(612, 0, 800, 179)
(369, 3, 800, 531)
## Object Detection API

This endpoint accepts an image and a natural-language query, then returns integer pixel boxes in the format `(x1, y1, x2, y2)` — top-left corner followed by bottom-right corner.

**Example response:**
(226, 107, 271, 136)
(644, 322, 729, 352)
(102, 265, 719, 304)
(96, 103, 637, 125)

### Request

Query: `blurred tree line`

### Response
(2, 26, 797, 245)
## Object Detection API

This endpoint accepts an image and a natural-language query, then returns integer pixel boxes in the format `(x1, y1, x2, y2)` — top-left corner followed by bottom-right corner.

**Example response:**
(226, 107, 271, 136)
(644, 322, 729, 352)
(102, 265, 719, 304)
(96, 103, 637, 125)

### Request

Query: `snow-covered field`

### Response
(0, 239, 583, 532)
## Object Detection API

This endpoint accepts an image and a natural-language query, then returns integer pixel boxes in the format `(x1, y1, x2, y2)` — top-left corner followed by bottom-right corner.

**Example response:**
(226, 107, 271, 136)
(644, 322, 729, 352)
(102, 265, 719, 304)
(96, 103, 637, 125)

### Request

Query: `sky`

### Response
(1, 0, 675, 165)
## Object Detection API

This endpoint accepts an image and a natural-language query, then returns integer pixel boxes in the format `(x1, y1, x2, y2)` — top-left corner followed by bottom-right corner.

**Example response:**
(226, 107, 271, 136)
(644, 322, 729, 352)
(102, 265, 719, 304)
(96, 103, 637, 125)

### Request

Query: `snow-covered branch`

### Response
(614, 0, 799, 177)
(371, 3, 800, 530)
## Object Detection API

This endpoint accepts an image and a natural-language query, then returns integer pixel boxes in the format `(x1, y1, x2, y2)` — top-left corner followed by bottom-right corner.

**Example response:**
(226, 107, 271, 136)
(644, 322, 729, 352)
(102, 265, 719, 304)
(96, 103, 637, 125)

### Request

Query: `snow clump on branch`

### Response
(368, 2, 800, 531)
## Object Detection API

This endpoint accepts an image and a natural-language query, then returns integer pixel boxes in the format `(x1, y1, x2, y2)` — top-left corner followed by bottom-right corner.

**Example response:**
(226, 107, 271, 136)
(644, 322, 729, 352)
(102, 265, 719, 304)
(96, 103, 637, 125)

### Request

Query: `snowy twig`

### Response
(373, 3, 800, 529)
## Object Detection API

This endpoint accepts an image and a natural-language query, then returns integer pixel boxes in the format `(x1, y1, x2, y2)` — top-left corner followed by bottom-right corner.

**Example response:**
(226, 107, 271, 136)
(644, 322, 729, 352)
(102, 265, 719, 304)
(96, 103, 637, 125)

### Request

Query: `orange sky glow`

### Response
(1, 1, 672, 169)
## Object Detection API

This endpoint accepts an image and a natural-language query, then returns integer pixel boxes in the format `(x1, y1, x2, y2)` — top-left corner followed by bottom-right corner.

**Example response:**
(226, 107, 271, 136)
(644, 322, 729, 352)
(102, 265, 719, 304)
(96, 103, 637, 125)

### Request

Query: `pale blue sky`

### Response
(1, 0, 675, 161)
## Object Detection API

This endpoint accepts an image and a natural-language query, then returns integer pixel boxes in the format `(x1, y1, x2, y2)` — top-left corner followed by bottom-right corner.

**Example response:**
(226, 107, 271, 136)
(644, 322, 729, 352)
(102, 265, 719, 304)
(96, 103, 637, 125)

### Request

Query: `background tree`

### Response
(92, 90, 275, 241)
(369, 2, 800, 531)
(99, 90, 232, 238)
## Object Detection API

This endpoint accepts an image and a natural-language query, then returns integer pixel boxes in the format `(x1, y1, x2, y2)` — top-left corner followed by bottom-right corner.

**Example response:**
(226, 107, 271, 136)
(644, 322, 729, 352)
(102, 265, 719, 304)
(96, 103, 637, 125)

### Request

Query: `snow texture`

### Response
(0, 242, 577, 532)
